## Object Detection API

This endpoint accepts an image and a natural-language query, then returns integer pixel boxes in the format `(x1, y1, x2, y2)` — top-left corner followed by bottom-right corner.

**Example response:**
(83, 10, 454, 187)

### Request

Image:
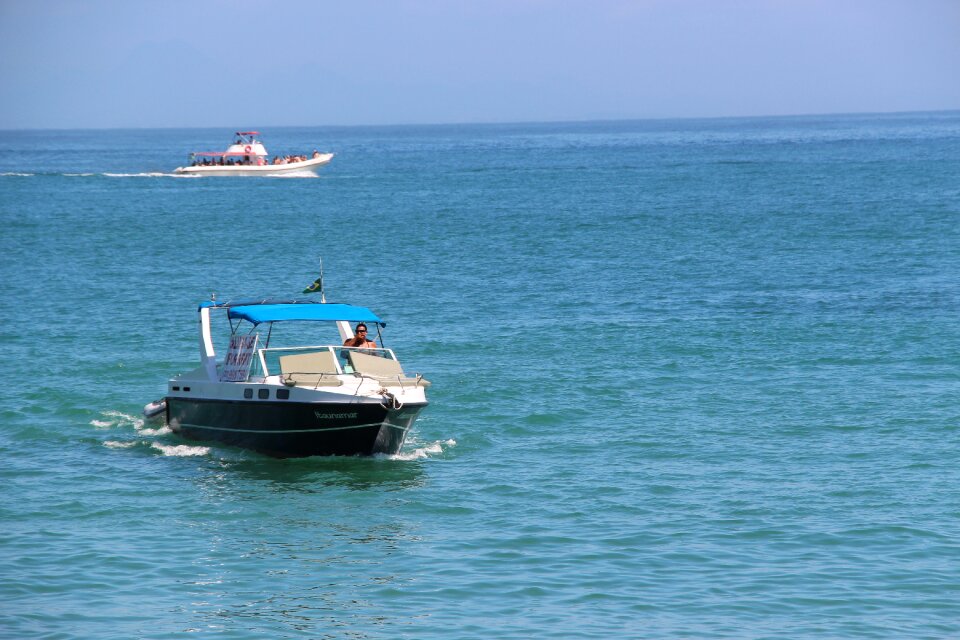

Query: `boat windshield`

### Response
(253, 345, 399, 379)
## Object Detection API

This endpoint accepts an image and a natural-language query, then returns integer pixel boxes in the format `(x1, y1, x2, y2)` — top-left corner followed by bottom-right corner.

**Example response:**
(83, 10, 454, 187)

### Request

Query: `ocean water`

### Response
(1, 112, 959, 639)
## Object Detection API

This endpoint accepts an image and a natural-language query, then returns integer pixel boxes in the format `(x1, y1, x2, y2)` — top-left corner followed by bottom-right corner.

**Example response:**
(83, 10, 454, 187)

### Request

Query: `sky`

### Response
(0, 0, 958, 129)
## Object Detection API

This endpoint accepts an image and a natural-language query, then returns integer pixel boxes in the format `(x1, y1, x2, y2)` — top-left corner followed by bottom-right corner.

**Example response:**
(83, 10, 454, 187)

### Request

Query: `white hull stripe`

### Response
(178, 421, 408, 434)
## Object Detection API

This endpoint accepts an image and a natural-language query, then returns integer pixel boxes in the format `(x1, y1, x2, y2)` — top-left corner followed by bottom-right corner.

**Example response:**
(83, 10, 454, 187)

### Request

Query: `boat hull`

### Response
(174, 153, 333, 176)
(166, 396, 425, 457)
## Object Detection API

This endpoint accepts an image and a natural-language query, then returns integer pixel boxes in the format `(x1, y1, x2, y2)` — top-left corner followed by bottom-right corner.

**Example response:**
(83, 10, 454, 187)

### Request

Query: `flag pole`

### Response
(302, 259, 326, 299)
(318, 257, 326, 303)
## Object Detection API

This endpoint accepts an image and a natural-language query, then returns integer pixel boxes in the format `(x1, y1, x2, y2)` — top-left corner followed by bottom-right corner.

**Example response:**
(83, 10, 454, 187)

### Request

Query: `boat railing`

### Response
(256, 345, 399, 379)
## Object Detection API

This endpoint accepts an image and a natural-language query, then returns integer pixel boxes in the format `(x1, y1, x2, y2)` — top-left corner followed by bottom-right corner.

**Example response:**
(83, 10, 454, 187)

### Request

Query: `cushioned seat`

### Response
(346, 351, 431, 387)
(347, 351, 404, 377)
(279, 351, 343, 387)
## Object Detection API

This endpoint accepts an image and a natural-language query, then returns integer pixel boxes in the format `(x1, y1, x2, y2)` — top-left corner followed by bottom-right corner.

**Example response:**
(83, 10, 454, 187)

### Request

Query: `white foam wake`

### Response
(104, 440, 137, 449)
(91, 409, 171, 434)
(95, 409, 174, 455)
(382, 438, 457, 461)
(151, 443, 210, 457)
(91, 410, 140, 429)
(102, 172, 188, 178)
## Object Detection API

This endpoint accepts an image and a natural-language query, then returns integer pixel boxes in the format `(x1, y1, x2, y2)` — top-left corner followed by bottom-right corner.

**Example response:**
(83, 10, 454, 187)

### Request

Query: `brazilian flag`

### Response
(302, 276, 323, 294)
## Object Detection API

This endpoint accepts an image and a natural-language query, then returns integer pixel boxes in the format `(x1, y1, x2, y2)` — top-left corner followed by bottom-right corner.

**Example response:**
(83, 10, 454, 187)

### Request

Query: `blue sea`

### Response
(1, 112, 959, 639)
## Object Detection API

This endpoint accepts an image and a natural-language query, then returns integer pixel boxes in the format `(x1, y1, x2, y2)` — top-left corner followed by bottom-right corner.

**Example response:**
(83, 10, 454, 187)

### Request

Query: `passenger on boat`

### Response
(343, 323, 377, 349)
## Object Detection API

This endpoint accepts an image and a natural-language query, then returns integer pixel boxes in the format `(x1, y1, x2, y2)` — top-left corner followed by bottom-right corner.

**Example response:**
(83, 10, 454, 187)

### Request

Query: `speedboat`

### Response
(173, 131, 334, 176)
(144, 297, 429, 457)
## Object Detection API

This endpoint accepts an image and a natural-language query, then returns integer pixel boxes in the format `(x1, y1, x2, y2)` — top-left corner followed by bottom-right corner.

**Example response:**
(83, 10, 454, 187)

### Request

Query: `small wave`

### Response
(104, 440, 137, 449)
(151, 443, 209, 457)
(139, 425, 172, 436)
(104, 437, 207, 457)
(0, 172, 34, 176)
(382, 438, 456, 461)
(93, 409, 170, 436)
(91, 410, 141, 430)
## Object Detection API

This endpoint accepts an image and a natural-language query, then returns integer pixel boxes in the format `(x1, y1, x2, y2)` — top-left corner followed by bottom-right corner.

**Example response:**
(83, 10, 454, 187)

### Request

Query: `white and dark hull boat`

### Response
(145, 298, 429, 458)
(173, 131, 334, 176)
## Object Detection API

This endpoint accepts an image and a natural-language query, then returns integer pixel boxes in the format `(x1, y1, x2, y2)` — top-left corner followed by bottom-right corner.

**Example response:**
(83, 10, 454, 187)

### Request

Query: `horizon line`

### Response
(2, 108, 959, 133)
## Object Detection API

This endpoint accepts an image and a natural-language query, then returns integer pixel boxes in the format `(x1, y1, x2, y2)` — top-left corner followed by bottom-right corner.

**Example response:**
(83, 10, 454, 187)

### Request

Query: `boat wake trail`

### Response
(380, 438, 457, 461)
(2, 171, 320, 178)
(94, 409, 210, 457)
(149, 443, 210, 457)
(102, 172, 198, 178)
(1, 171, 196, 178)
(91, 409, 149, 431)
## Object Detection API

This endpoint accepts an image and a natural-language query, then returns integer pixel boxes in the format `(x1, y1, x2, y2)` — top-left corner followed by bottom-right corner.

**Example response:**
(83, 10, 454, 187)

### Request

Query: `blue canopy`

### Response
(224, 303, 384, 326)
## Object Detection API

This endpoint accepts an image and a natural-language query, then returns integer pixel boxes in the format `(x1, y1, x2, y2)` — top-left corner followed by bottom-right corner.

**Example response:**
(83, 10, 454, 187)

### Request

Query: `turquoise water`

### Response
(2, 113, 960, 638)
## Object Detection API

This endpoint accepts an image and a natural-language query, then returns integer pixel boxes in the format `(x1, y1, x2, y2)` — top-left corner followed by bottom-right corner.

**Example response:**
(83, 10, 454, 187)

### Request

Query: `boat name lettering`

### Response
(315, 411, 359, 420)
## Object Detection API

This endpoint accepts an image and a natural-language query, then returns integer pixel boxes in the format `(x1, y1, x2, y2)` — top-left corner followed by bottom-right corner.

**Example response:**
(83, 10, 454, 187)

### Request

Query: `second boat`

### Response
(174, 131, 334, 176)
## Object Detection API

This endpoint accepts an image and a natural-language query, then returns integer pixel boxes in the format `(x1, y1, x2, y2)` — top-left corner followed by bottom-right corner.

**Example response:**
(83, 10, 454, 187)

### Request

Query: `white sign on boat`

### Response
(221, 334, 259, 382)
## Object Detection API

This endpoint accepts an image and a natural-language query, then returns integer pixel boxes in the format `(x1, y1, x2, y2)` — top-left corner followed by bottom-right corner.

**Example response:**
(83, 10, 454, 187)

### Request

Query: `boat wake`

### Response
(94, 409, 210, 457)
(103, 172, 183, 178)
(2, 171, 320, 179)
(380, 438, 457, 461)
(0, 171, 197, 178)
(150, 443, 210, 457)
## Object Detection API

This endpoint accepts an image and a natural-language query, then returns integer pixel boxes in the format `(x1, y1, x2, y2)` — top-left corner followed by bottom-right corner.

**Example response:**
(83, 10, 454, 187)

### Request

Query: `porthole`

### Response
(258, 389, 269, 399)
(276, 389, 290, 400)
(243, 389, 253, 399)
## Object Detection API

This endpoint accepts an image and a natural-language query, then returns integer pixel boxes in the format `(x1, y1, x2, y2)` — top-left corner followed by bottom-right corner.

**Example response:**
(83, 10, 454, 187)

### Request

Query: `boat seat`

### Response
(347, 351, 404, 377)
(279, 351, 343, 387)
